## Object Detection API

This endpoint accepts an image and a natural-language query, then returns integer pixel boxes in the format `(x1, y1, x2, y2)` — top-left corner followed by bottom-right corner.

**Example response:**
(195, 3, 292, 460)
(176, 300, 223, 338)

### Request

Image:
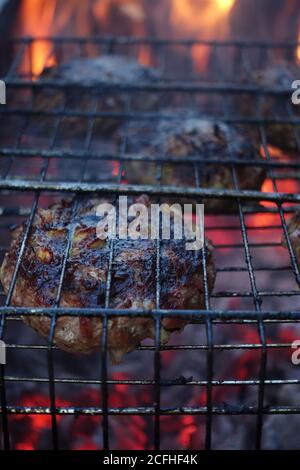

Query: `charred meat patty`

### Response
(35, 55, 161, 136)
(124, 118, 265, 212)
(0, 196, 215, 363)
(251, 63, 300, 151)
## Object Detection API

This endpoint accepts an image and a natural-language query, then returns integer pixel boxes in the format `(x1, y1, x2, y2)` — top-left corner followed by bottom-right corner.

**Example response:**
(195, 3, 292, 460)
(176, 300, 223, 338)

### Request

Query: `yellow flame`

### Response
(18, 0, 94, 77)
(170, 0, 236, 73)
(216, 0, 236, 12)
(18, 0, 237, 76)
(170, 0, 235, 34)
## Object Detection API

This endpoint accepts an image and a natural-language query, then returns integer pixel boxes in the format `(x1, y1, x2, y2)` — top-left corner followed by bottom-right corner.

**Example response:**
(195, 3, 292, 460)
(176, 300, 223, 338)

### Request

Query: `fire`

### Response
(297, 25, 300, 64)
(170, 0, 236, 73)
(216, 0, 236, 11)
(93, 0, 145, 26)
(18, 0, 57, 77)
(16, 0, 237, 76)
(10, 374, 150, 450)
(17, 0, 149, 75)
(170, 0, 235, 30)
(138, 45, 152, 67)
(260, 144, 291, 162)
(260, 144, 300, 209)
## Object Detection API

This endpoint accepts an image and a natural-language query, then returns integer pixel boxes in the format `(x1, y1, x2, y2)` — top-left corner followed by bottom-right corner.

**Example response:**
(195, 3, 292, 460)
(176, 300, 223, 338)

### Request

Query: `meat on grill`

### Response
(0, 195, 215, 363)
(35, 55, 161, 135)
(250, 63, 300, 151)
(124, 118, 265, 212)
(285, 211, 300, 259)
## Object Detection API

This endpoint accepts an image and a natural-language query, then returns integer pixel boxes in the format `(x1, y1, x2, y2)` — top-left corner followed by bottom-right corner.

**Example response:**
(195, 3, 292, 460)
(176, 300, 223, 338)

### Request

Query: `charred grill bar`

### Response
(0, 36, 300, 451)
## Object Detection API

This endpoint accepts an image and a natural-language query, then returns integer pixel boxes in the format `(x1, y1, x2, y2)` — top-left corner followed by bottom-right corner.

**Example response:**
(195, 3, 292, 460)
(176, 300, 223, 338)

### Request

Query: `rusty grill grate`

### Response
(0, 37, 300, 451)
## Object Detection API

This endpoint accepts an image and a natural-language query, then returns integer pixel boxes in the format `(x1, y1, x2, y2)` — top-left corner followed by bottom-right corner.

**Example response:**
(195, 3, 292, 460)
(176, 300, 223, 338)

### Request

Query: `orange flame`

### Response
(19, 0, 150, 74)
(260, 144, 291, 161)
(17, 0, 236, 76)
(260, 144, 300, 209)
(297, 25, 300, 64)
(170, 0, 236, 73)
(18, 0, 57, 77)
(138, 45, 152, 66)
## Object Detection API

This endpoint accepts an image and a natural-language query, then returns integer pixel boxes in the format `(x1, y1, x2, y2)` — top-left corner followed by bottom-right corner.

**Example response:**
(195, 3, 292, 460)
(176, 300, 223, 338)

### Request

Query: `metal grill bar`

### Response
(1, 307, 300, 319)
(0, 181, 299, 203)
(2, 80, 297, 95)
(3, 404, 300, 416)
(1, 147, 300, 169)
(4, 376, 300, 387)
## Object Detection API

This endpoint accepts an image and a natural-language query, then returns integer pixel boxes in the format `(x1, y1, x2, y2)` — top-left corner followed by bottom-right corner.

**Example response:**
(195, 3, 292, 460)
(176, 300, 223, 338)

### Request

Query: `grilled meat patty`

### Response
(35, 55, 161, 136)
(0, 195, 215, 363)
(251, 63, 300, 151)
(124, 119, 265, 212)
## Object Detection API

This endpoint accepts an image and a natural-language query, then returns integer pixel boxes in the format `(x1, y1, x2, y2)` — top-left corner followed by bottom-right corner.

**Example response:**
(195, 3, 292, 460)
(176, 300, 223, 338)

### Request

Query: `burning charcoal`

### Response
(0, 195, 215, 364)
(245, 63, 300, 151)
(124, 117, 265, 213)
(34, 55, 162, 136)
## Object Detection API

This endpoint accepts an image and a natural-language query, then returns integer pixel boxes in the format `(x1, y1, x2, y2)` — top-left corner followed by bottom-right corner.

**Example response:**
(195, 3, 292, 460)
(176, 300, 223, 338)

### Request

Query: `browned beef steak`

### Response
(35, 55, 161, 136)
(0, 196, 215, 363)
(124, 119, 265, 212)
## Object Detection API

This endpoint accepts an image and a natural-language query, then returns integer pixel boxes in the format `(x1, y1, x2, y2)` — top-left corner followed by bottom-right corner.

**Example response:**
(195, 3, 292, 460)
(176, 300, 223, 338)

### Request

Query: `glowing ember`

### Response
(138, 45, 153, 67)
(260, 145, 300, 209)
(260, 144, 291, 162)
(9, 374, 151, 450)
(261, 178, 277, 208)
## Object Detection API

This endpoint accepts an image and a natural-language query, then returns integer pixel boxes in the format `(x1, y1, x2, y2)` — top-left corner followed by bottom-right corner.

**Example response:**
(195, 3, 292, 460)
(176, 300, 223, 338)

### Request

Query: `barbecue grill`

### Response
(1, 36, 300, 451)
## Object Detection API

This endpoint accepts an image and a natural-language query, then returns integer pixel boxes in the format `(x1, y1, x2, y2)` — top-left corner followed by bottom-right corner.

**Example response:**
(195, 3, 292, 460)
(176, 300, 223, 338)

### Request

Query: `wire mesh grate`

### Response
(0, 37, 300, 451)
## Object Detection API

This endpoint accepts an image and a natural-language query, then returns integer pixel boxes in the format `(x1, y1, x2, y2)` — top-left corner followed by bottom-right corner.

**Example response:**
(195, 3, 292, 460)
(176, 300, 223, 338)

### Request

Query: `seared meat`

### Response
(35, 55, 161, 136)
(285, 211, 300, 260)
(124, 118, 265, 212)
(0, 195, 215, 363)
(251, 63, 300, 151)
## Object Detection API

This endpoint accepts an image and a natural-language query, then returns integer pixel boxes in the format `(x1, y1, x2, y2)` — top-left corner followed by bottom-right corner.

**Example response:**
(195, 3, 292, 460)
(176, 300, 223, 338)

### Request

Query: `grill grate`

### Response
(0, 37, 300, 451)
